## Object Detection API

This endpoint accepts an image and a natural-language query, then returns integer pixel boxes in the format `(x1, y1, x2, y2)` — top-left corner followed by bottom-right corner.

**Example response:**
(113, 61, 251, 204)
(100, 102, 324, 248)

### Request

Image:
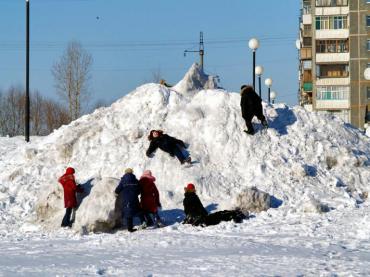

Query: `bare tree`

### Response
(0, 86, 71, 137)
(44, 99, 70, 134)
(30, 91, 45, 135)
(52, 41, 93, 120)
(0, 86, 25, 136)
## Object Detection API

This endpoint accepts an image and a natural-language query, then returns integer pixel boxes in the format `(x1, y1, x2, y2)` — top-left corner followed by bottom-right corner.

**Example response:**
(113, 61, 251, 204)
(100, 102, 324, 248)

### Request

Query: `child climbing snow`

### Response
(146, 130, 191, 164)
(139, 170, 163, 227)
(240, 85, 268, 135)
(58, 167, 84, 228)
(114, 168, 147, 232)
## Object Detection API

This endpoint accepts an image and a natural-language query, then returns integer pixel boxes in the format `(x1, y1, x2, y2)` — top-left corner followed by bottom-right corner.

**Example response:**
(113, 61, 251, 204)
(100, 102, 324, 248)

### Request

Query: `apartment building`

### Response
(298, 0, 370, 128)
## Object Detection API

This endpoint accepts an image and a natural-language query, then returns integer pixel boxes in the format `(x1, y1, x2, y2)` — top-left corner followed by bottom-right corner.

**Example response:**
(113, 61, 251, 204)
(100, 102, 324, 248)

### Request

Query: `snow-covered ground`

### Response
(1, 65, 370, 276)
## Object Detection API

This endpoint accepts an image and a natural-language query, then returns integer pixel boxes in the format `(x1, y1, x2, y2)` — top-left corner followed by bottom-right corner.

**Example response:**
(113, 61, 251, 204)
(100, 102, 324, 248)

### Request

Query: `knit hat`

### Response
(125, 168, 133, 174)
(142, 170, 152, 177)
(65, 167, 75, 175)
(185, 183, 195, 192)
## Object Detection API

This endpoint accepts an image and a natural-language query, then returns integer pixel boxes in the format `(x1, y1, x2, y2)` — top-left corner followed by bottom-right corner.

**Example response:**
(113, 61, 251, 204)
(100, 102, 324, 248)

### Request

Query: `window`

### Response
(367, 40, 370, 51)
(367, 16, 370, 27)
(367, 87, 370, 99)
(316, 0, 348, 6)
(317, 64, 349, 78)
(316, 16, 348, 30)
(316, 86, 350, 100)
(316, 40, 349, 53)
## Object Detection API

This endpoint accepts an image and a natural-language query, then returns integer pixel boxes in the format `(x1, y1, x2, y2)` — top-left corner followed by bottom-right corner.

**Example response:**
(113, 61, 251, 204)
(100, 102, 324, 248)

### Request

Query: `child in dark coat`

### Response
(182, 183, 208, 225)
(146, 130, 191, 164)
(58, 167, 84, 227)
(182, 183, 247, 227)
(240, 85, 268, 135)
(114, 168, 146, 232)
(139, 170, 163, 227)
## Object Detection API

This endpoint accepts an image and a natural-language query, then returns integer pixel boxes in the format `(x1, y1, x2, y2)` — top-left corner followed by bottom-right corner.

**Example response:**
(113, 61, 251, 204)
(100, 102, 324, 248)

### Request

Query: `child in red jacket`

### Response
(58, 167, 83, 227)
(139, 170, 163, 227)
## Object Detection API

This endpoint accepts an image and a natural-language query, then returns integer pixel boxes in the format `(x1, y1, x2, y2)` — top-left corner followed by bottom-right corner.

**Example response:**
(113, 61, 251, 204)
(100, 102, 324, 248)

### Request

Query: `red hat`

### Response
(65, 167, 75, 175)
(185, 183, 195, 191)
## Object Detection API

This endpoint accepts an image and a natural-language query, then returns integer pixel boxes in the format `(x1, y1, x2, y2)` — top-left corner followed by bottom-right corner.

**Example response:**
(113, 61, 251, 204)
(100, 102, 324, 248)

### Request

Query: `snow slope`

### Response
(0, 64, 370, 275)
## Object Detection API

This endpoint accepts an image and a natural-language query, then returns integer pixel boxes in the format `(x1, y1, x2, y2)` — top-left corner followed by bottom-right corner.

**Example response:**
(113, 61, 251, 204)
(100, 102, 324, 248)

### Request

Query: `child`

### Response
(139, 170, 163, 227)
(182, 183, 246, 226)
(240, 85, 268, 135)
(182, 183, 208, 225)
(114, 168, 146, 232)
(58, 167, 83, 228)
(146, 130, 191, 164)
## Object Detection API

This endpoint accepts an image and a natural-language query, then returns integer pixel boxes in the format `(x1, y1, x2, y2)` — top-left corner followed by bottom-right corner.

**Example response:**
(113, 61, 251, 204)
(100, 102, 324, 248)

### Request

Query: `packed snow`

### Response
(0, 64, 370, 275)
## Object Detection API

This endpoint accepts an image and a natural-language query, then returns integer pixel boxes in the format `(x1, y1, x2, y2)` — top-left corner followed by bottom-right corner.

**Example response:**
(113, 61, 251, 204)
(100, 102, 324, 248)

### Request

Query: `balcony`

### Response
(316, 99, 350, 109)
(316, 29, 349, 39)
(300, 47, 312, 60)
(316, 77, 350, 86)
(303, 14, 312, 24)
(315, 6, 349, 16)
(316, 52, 350, 63)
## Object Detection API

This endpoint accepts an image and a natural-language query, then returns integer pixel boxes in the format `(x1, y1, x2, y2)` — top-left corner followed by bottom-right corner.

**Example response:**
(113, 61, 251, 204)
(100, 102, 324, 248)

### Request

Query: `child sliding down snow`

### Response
(114, 168, 147, 232)
(146, 130, 191, 164)
(139, 170, 163, 227)
(58, 167, 84, 228)
(183, 183, 247, 227)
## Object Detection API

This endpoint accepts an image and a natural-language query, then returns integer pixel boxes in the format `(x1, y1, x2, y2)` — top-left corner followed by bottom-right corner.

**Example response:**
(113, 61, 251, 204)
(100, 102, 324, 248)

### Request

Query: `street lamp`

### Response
(364, 68, 370, 80)
(249, 38, 260, 90)
(25, 0, 30, 142)
(270, 91, 277, 104)
(265, 78, 273, 104)
(255, 65, 264, 98)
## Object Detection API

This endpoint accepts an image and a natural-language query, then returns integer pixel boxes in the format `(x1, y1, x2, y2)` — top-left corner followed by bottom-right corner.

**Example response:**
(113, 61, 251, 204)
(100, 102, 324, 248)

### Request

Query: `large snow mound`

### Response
(0, 65, 370, 233)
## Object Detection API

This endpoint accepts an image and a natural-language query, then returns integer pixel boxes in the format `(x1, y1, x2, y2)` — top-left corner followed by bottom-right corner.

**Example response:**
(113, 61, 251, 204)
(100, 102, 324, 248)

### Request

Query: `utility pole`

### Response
(184, 31, 204, 71)
(25, 0, 30, 142)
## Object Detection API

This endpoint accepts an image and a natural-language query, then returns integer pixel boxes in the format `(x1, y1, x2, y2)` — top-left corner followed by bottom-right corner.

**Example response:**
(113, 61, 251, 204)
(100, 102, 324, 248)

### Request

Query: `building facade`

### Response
(298, 0, 370, 128)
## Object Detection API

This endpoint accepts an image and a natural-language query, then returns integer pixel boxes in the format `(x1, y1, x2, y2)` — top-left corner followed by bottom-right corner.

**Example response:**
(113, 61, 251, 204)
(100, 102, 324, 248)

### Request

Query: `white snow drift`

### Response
(0, 63, 369, 234)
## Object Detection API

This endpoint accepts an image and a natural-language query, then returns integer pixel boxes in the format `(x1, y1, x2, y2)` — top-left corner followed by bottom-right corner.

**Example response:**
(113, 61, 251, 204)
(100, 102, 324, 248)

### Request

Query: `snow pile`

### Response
(172, 63, 219, 94)
(0, 64, 370, 233)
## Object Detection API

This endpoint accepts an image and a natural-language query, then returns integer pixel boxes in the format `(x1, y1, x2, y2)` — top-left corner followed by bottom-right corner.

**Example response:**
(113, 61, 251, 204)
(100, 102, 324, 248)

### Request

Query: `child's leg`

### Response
(143, 212, 154, 226)
(126, 217, 134, 231)
(154, 212, 162, 225)
(61, 207, 72, 227)
(173, 145, 186, 163)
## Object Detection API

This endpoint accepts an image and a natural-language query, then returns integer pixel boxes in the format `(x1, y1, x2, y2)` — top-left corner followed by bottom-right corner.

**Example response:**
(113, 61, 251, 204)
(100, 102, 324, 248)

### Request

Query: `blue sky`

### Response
(0, 0, 299, 107)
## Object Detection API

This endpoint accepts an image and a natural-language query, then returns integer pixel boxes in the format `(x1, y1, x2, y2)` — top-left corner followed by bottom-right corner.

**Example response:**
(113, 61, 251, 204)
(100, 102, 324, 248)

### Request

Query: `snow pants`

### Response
(143, 211, 161, 226)
(173, 145, 189, 163)
(244, 109, 266, 133)
(126, 214, 145, 232)
(61, 207, 76, 227)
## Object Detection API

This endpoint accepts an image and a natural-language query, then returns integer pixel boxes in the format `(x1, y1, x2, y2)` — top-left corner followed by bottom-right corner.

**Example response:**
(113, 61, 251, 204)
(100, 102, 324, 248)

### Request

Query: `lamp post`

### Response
(255, 65, 264, 98)
(249, 38, 260, 90)
(364, 68, 370, 127)
(270, 91, 277, 104)
(25, 0, 30, 142)
(265, 78, 273, 104)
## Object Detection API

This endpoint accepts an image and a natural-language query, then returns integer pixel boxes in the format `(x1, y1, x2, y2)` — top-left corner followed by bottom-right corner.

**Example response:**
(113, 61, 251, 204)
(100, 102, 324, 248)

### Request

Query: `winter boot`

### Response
(244, 129, 255, 135)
